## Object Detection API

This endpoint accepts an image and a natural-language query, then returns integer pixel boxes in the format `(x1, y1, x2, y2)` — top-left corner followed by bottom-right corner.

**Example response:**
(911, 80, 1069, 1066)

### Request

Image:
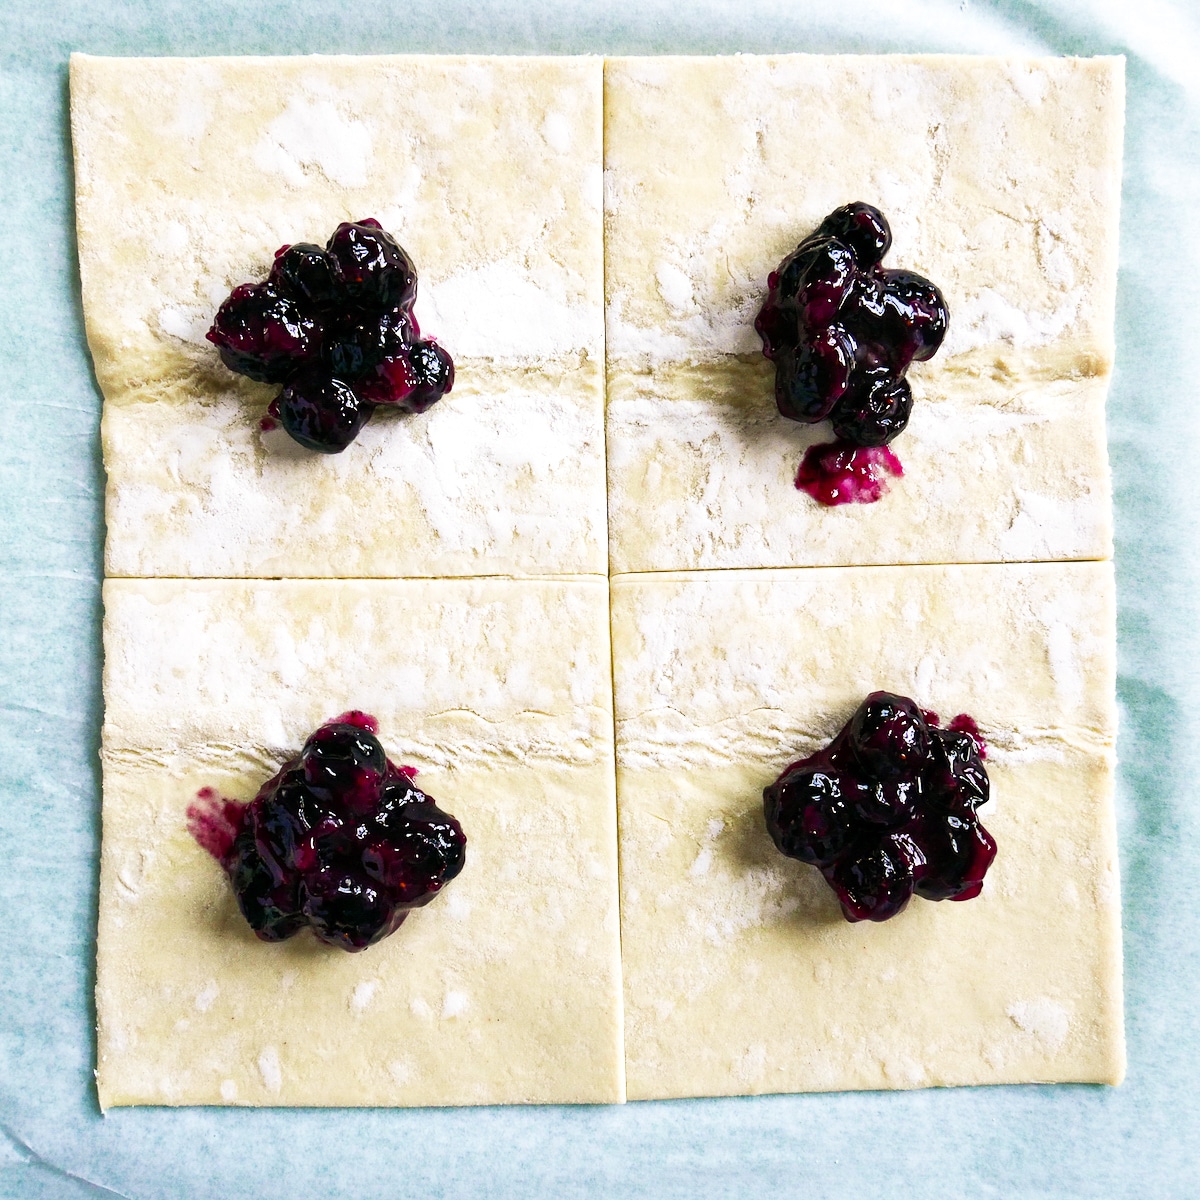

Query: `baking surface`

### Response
(83, 50, 1117, 1109)
(3, 1, 1199, 1196)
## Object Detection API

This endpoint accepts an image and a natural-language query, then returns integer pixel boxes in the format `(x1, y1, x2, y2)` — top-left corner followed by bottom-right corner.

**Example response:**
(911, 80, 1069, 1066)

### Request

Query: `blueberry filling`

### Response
(755, 203, 948, 505)
(188, 711, 466, 951)
(763, 692, 994, 922)
(207, 220, 452, 452)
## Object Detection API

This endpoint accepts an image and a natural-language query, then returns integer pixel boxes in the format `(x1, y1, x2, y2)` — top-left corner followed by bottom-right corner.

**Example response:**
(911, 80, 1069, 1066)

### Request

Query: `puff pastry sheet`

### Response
(611, 564, 1123, 1099)
(72, 53, 607, 578)
(77, 51, 1125, 1109)
(604, 55, 1124, 572)
(98, 578, 624, 1107)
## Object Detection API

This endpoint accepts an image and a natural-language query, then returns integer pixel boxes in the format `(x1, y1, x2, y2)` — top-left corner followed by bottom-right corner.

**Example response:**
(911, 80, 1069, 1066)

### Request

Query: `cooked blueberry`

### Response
(358, 340, 454, 412)
(323, 309, 412, 379)
(763, 764, 861, 868)
(773, 325, 853, 422)
(227, 825, 306, 941)
(362, 802, 466, 905)
(374, 778, 425, 823)
(925, 728, 990, 813)
(278, 373, 373, 454)
(206, 282, 321, 383)
(753, 293, 796, 359)
(209, 221, 451, 452)
(355, 354, 416, 407)
(911, 814, 997, 902)
(813, 202, 892, 268)
(774, 237, 855, 328)
(268, 243, 342, 309)
(830, 373, 913, 447)
(852, 777, 921, 826)
(879, 270, 950, 366)
(824, 832, 919, 923)
(303, 866, 400, 951)
(403, 341, 455, 413)
(308, 814, 363, 874)
(301, 721, 388, 807)
(249, 770, 324, 883)
(326, 219, 417, 310)
(755, 204, 947, 497)
(846, 691, 931, 779)
(764, 693, 993, 922)
(839, 276, 893, 361)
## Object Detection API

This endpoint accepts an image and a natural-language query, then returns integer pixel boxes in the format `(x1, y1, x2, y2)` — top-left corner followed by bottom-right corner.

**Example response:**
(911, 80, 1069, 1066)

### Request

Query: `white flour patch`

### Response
(655, 262, 695, 314)
(1007, 998, 1071, 1051)
(942, 286, 1082, 356)
(542, 111, 572, 152)
(422, 260, 596, 358)
(193, 980, 219, 1013)
(253, 96, 372, 188)
(442, 990, 469, 1019)
(351, 980, 378, 1012)
(257, 1046, 283, 1094)
(157, 306, 210, 346)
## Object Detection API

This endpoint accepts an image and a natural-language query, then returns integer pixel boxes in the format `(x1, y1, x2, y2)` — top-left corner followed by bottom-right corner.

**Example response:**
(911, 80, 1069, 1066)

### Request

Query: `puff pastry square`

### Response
(98, 577, 624, 1107)
(604, 55, 1124, 572)
(71, 53, 607, 578)
(610, 563, 1123, 1099)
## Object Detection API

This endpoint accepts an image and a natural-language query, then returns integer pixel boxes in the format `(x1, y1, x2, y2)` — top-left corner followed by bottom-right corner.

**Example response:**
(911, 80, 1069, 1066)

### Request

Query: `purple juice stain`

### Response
(795, 441, 903, 506)
(187, 786, 245, 866)
(260, 396, 281, 432)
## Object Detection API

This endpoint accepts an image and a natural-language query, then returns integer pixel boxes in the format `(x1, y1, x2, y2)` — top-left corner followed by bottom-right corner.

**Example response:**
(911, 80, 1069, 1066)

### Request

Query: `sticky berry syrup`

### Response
(755, 202, 948, 506)
(764, 692, 995, 922)
(187, 713, 463, 951)
(207, 221, 454, 453)
(795, 442, 904, 506)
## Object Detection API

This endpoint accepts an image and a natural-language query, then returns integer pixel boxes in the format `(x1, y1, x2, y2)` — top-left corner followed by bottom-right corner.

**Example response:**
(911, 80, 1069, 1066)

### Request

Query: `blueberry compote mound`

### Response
(206, 220, 453, 453)
(763, 693, 995, 922)
(188, 712, 466, 951)
(754, 203, 948, 505)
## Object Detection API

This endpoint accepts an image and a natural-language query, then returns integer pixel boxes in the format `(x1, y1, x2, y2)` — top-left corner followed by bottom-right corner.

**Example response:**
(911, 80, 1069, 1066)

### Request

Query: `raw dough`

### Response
(71, 53, 607, 578)
(610, 563, 1123, 1098)
(101, 360, 607, 578)
(607, 367, 1111, 571)
(98, 577, 624, 1107)
(604, 55, 1124, 572)
(77, 52, 1125, 1108)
